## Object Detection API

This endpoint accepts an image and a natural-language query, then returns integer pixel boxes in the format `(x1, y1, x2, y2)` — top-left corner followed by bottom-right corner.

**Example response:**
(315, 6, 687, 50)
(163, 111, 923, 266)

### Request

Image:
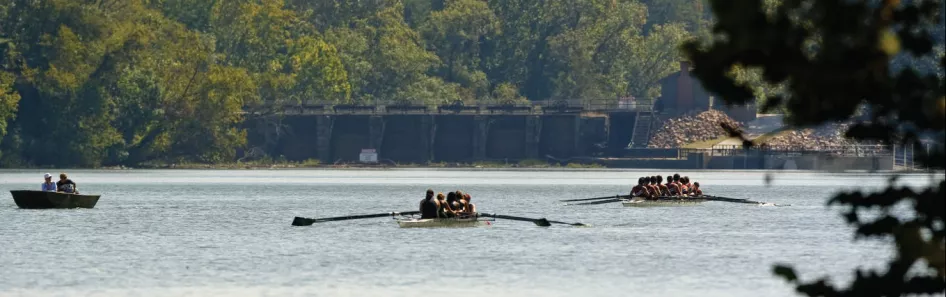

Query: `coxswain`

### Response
(631, 177, 647, 197)
(419, 189, 440, 219)
(691, 182, 703, 196)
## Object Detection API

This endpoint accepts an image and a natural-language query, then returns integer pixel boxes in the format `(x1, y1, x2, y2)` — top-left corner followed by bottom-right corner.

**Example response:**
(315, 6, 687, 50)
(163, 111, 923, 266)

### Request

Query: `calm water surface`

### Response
(0, 169, 938, 297)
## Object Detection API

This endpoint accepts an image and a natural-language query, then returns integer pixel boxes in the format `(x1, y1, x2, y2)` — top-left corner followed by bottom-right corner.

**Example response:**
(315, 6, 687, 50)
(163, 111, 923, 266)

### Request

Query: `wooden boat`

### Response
(10, 190, 100, 209)
(395, 216, 494, 228)
(621, 196, 707, 207)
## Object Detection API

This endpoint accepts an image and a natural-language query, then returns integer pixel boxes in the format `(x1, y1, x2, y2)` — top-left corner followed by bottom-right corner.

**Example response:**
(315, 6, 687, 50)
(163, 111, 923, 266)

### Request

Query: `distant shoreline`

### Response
(1, 162, 936, 174)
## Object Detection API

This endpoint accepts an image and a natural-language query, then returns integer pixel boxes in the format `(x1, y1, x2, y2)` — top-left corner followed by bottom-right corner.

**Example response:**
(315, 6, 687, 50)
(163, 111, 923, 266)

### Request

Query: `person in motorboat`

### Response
(41, 173, 57, 192)
(419, 189, 440, 219)
(56, 173, 79, 194)
(690, 182, 703, 197)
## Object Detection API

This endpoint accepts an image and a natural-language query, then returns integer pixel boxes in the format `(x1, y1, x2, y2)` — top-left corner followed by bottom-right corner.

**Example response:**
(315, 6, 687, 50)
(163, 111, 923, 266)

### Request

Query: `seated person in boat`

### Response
(680, 176, 692, 196)
(665, 175, 679, 196)
(655, 176, 671, 196)
(419, 189, 440, 219)
(447, 191, 464, 212)
(631, 177, 648, 197)
(56, 173, 79, 194)
(691, 182, 703, 196)
(644, 176, 660, 198)
(436, 192, 457, 218)
(461, 193, 476, 215)
(41, 173, 57, 192)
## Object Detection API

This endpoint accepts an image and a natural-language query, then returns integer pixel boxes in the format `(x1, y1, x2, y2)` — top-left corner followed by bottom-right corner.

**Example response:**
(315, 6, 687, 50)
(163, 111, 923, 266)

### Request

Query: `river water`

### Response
(0, 169, 939, 297)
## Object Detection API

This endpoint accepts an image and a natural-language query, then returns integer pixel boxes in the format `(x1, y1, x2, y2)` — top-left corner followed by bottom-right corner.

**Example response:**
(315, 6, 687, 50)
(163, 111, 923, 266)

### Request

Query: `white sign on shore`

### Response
(359, 149, 378, 163)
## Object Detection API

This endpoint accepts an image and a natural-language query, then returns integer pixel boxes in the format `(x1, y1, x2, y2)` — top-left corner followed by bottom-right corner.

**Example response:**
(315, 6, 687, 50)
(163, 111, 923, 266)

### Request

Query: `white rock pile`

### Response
(647, 110, 743, 148)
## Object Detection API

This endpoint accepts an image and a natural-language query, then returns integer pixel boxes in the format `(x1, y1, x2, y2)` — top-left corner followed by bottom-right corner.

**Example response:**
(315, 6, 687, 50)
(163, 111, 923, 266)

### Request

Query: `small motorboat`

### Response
(10, 190, 101, 209)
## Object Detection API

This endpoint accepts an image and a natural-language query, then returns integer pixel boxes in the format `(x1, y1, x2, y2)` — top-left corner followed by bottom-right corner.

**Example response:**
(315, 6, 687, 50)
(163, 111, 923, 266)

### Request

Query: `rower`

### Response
(672, 174, 683, 193)
(458, 193, 476, 217)
(419, 189, 440, 219)
(691, 182, 703, 196)
(631, 177, 647, 197)
(453, 190, 465, 211)
(656, 176, 670, 196)
(446, 191, 460, 212)
(680, 176, 691, 196)
(647, 176, 660, 198)
(436, 193, 455, 218)
(665, 175, 679, 196)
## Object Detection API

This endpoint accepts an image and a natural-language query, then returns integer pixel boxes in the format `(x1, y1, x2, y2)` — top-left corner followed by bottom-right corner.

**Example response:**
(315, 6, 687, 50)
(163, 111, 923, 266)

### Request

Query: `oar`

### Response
(478, 213, 588, 227)
(292, 211, 420, 226)
(567, 198, 624, 205)
(559, 195, 628, 202)
(701, 195, 791, 206)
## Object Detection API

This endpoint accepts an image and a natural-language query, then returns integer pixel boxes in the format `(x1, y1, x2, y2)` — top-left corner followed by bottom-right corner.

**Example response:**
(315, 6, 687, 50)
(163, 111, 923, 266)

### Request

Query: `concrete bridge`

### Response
(244, 99, 656, 163)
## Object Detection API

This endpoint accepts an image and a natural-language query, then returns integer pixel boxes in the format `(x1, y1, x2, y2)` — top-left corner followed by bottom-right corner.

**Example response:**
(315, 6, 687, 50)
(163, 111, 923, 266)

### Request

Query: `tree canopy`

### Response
(0, 0, 708, 167)
(685, 0, 944, 295)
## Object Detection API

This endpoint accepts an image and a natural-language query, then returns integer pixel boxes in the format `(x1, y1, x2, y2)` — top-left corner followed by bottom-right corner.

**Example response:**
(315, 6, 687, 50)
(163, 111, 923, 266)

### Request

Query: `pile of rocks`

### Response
(647, 110, 744, 148)
(762, 123, 855, 151)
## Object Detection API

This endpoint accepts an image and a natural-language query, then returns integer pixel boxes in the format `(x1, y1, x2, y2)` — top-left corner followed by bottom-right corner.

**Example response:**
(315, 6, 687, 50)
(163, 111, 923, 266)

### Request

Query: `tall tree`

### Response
(420, 0, 501, 100)
(684, 0, 945, 296)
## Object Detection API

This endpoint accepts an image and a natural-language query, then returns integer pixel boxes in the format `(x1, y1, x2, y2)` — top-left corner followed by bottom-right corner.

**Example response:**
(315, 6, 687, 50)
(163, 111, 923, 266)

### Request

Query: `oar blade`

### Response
(292, 217, 315, 226)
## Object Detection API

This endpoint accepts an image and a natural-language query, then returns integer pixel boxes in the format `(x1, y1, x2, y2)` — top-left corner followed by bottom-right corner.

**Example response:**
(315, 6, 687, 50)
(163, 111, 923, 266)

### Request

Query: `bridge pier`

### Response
(473, 115, 488, 160)
(369, 115, 384, 151)
(380, 115, 432, 163)
(525, 115, 540, 159)
(538, 115, 583, 159)
(316, 115, 333, 163)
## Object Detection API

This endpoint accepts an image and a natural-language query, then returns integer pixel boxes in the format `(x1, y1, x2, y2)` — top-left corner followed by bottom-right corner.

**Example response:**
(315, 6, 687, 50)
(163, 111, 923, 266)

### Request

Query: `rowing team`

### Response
(418, 189, 478, 219)
(631, 173, 702, 198)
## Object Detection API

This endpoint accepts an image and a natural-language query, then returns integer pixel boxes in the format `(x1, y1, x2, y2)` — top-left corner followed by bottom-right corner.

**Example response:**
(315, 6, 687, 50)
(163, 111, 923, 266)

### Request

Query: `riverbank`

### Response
(23, 158, 603, 170)
(4, 156, 932, 173)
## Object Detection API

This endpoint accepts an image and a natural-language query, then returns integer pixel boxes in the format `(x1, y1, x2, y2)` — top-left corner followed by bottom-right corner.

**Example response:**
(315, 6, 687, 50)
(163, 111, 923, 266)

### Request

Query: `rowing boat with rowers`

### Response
(292, 211, 585, 227)
(621, 196, 707, 207)
(395, 215, 495, 228)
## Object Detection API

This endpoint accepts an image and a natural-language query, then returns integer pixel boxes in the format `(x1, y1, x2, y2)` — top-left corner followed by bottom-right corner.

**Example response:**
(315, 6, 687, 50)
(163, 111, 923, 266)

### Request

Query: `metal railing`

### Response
(678, 144, 894, 158)
(248, 98, 655, 115)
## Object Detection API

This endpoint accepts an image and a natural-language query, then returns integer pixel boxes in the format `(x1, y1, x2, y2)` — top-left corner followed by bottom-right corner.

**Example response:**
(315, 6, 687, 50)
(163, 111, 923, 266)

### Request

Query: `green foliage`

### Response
(685, 0, 945, 295)
(0, 0, 720, 167)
